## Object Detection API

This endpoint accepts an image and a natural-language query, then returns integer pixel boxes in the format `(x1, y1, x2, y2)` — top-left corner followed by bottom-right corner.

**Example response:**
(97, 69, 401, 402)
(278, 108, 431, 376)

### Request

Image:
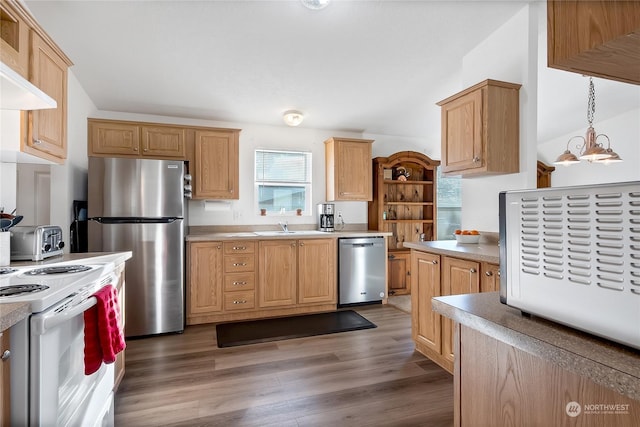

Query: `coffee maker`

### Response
(317, 203, 335, 232)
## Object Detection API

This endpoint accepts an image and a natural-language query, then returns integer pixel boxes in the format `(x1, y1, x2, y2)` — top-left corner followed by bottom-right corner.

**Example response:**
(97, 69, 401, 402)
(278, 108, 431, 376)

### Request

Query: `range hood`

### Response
(0, 61, 57, 110)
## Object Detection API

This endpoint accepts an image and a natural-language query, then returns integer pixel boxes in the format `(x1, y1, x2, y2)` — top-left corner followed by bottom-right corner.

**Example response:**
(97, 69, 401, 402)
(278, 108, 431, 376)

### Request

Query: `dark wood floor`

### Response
(114, 305, 454, 426)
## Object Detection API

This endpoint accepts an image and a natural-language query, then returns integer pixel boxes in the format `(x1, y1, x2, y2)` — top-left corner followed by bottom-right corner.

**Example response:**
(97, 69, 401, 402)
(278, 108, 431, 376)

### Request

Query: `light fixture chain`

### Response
(587, 77, 595, 126)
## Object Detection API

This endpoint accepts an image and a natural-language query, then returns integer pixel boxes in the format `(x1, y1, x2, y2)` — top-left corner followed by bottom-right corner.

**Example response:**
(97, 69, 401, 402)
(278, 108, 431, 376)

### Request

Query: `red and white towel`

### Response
(83, 284, 126, 375)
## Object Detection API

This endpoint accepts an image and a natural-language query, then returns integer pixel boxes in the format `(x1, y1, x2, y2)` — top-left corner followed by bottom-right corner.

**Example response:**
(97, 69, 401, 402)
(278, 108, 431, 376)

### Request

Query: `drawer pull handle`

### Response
(432, 260, 438, 265)
(485, 271, 493, 277)
(233, 263, 247, 266)
(233, 300, 247, 304)
(233, 246, 246, 250)
(470, 268, 477, 273)
(33, 139, 42, 145)
(233, 281, 247, 286)
(1, 350, 10, 361)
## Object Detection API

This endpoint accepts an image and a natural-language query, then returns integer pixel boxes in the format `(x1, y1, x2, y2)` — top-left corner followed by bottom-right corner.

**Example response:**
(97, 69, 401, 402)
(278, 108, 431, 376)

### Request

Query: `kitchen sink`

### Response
(253, 230, 328, 236)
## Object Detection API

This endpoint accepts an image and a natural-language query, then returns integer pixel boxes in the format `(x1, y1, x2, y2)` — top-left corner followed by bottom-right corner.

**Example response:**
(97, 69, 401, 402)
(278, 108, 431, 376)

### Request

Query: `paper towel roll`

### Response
(203, 200, 232, 211)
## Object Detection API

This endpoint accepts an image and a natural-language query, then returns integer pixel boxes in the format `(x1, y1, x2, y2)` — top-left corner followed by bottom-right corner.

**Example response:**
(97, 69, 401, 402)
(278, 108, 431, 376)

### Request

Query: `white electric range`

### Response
(1, 260, 119, 426)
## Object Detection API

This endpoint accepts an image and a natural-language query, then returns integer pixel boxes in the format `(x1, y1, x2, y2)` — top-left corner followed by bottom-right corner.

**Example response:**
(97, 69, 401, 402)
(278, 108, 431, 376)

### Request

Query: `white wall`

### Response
(457, 4, 539, 232)
(48, 71, 97, 248)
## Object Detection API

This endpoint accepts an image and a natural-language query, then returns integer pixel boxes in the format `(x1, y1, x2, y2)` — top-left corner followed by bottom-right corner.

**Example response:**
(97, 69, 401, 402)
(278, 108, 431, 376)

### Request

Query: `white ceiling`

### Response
(24, 0, 640, 142)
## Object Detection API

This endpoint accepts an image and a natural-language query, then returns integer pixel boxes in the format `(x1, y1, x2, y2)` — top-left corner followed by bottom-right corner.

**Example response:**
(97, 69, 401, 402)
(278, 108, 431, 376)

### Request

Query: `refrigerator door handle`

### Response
(90, 217, 180, 224)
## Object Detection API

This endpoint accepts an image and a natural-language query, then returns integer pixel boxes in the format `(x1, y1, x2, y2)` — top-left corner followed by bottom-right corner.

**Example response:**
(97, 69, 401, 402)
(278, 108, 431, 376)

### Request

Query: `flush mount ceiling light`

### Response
(283, 110, 304, 127)
(301, 0, 330, 10)
(554, 77, 623, 166)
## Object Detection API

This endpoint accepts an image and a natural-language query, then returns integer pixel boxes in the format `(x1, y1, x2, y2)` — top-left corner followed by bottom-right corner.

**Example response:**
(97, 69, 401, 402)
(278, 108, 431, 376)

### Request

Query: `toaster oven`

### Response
(499, 181, 640, 349)
(10, 225, 65, 261)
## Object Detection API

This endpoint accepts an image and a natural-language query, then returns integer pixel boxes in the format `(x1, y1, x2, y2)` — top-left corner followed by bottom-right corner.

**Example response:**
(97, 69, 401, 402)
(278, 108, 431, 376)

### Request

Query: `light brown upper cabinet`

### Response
(1, 0, 73, 164)
(548, 0, 640, 85)
(0, 0, 29, 78)
(192, 129, 239, 200)
(23, 32, 70, 163)
(325, 137, 374, 201)
(88, 119, 186, 159)
(437, 79, 521, 177)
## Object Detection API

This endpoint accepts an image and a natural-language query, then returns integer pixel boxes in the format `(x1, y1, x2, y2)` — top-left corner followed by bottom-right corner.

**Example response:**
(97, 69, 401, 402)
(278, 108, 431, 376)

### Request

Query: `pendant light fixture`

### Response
(553, 77, 623, 166)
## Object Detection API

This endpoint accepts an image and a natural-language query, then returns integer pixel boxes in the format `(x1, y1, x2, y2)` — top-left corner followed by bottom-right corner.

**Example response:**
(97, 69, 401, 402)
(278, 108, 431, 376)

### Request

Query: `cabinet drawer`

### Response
(224, 273, 255, 292)
(224, 255, 255, 273)
(224, 291, 255, 311)
(223, 241, 256, 255)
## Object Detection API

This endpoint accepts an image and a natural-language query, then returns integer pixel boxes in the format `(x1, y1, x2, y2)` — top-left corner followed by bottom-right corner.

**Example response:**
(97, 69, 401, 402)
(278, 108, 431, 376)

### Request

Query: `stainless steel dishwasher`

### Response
(338, 237, 386, 307)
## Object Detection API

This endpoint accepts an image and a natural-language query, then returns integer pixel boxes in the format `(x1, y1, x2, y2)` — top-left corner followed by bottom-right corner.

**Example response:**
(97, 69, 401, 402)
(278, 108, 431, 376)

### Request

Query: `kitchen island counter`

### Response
(403, 239, 499, 264)
(433, 292, 640, 425)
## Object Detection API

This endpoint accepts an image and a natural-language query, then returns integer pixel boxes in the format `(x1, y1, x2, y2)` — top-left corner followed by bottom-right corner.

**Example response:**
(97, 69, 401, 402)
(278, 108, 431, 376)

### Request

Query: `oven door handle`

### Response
(32, 297, 97, 335)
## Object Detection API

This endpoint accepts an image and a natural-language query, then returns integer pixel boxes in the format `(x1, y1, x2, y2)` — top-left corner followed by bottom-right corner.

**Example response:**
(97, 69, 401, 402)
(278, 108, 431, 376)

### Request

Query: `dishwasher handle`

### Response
(351, 243, 374, 247)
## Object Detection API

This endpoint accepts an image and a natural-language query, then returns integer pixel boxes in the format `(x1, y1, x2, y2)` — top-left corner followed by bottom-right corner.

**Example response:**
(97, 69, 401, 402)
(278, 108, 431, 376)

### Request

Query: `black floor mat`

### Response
(215, 310, 377, 348)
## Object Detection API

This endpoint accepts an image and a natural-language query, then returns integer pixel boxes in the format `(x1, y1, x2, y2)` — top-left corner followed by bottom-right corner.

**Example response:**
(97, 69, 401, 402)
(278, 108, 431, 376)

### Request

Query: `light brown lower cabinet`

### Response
(411, 250, 498, 373)
(0, 329, 10, 426)
(388, 251, 411, 296)
(187, 238, 336, 325)
(455, 325, 640, 427)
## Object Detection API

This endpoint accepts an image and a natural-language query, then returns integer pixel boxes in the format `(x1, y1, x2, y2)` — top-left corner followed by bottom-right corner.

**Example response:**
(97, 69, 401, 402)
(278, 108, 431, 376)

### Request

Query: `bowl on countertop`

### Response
(454, 233, 480, 244)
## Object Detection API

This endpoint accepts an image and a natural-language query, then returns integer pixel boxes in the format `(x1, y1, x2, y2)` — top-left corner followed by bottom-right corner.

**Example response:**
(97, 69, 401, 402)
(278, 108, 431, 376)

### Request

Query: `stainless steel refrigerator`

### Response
(88, 157, 187, 337)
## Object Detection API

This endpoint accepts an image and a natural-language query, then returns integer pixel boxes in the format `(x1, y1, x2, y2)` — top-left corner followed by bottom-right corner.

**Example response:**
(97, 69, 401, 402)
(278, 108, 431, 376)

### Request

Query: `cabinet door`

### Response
(325, 138, 373, 201)
(388, 251, 410, 295)
(89, 121, 141, 156)
(187, 242, 224, 317)
(298, 238, 336, 305)
(0, 329, 10, 426)
(0, 1, 29, 78)
(26, 32, 68, 162)
(141, 126, 186, 158)
(481, 262, 500, 293)
(258, 240, 297, 308)
(411, 251, 441, 354)
(193, 130, 239, 199)
(442, 256, 480, 362)
(440, 89, 482, 174)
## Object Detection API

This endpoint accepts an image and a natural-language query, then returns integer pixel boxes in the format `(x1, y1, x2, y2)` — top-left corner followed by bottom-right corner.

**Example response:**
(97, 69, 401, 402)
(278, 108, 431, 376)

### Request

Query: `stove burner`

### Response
(0, 284, 49, 296)
(0, 267, 18, 275)
(24, 265, 92, 276)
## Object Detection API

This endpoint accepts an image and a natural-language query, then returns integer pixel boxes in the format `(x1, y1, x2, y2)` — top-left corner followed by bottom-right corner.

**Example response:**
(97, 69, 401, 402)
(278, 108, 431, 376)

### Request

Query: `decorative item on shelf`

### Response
(260, 208, 267, 216)
(383, 169, 393, 180)
(282, 110, 304, 127)
(394, 166, 410, 181)
(296, 208, 302, 216)
(554, 77, 623, 166)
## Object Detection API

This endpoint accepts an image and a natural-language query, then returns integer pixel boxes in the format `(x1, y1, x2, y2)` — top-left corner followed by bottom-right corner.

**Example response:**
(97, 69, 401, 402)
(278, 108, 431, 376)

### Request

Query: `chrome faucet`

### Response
(278, 221, 289, 233)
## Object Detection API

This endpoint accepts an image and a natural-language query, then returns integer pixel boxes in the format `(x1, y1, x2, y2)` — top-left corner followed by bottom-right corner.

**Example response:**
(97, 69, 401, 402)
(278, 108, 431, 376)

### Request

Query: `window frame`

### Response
(254, 148, 313, 216)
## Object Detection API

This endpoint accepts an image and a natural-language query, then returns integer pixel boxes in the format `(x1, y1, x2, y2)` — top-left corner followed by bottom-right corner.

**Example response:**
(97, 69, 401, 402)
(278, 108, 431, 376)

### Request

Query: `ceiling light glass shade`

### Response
(579, 144, 610, 161)
(301, 0, 330, 10)
(283, 110, 304, 127)
(553, 150, 580, 166)
(595, 148, 623, 164)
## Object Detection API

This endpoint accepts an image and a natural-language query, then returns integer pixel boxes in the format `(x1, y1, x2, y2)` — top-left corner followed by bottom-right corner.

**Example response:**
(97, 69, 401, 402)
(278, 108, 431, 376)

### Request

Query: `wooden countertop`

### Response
(403, 240, 500, 264)
(1, 251, 132, 331)
(433, 292, 640, 401)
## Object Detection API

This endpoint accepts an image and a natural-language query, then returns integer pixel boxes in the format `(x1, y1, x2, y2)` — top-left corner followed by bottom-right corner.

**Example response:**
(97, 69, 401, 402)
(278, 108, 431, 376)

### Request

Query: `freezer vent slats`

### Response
(518, 185, 639, 294)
